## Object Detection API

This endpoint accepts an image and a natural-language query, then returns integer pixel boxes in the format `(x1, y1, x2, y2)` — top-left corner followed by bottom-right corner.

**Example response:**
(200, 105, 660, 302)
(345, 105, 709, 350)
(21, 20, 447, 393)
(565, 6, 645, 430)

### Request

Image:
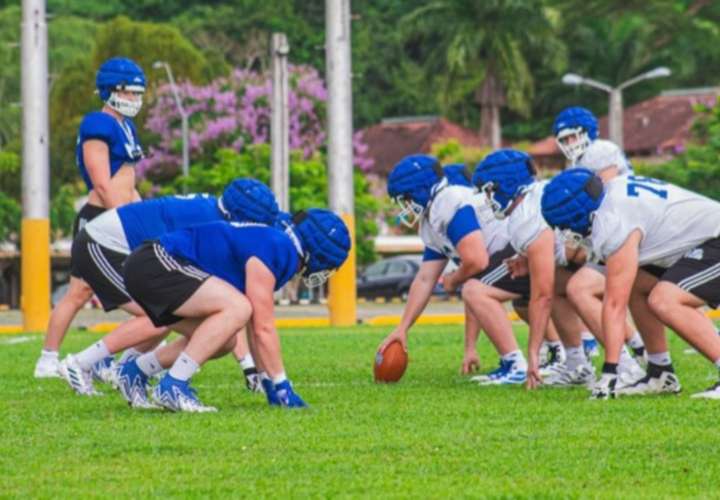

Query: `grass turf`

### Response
(1, 324, 720, 498)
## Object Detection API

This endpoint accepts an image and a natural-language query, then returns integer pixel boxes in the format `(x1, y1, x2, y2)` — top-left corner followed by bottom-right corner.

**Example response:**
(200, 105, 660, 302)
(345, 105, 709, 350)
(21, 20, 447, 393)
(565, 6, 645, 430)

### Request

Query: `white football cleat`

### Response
(590, 373, 617, 400)
(58, 354, 102, 396)
(691, 381, 720, 400)
(618, 359, 646, 388)
(543, 362, 595, 387)
(616, 364, 681, 396)
(34, 354, 60, 378)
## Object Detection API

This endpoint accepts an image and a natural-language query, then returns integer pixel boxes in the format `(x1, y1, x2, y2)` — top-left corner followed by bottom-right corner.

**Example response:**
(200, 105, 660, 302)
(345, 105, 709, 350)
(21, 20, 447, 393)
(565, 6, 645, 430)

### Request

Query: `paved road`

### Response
(0, 299, 466, 327)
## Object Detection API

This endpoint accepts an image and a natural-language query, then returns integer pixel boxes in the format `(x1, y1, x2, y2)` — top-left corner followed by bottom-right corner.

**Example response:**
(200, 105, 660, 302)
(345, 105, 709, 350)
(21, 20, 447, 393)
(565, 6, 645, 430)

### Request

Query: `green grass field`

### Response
(2, 324, 720, 498)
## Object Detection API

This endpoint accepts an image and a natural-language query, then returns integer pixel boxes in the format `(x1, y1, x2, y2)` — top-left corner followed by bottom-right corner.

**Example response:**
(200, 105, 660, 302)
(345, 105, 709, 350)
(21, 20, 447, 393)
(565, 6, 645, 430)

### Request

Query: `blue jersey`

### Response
(76, 111, 143, 191)
(159, 222, 299, 293)
(117, 194, 224, 251)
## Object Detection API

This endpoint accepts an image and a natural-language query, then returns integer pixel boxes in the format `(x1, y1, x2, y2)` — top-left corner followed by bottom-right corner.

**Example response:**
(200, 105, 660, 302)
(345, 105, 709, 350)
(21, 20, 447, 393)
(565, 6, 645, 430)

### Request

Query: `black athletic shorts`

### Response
(71, 229, 130, 311)
(660, 237, 720, 308)
(471, 244, 530, 299)
(70, 203, 106, 277)
(640, 265, 668, 279)
(124, 242, 210, 327)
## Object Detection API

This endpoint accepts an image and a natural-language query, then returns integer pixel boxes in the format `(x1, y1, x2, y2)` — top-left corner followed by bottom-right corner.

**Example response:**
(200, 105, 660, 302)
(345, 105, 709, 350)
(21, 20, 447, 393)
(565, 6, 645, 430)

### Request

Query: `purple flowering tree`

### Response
(139, 65, 373, 179)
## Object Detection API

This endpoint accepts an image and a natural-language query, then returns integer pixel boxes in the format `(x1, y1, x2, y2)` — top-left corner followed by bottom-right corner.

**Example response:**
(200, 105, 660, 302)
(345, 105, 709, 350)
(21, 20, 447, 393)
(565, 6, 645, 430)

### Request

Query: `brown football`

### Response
(374, 341, 408, 383)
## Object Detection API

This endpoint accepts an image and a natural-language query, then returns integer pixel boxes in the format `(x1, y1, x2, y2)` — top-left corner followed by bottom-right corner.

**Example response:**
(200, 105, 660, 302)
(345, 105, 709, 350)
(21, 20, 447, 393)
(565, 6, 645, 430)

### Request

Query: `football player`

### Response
(542, 168, 720, 399)
(376, 155, 529, 384)
(471, 149, 594, 388)
(119, 209, 350, 412)
(35, 57, 146, 379)
(57, 179, 277, 404)
(566, 140, 647, 365)
(553, 106, 599, 166)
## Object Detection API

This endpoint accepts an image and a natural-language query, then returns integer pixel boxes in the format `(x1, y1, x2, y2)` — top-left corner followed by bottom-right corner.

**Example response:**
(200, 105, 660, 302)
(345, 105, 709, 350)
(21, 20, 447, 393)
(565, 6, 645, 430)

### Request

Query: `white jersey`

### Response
(590, 175, 720, 267)
(507, 180, 566, 265)
(85, 209, 130, 255)
(419, 185, 509, 262)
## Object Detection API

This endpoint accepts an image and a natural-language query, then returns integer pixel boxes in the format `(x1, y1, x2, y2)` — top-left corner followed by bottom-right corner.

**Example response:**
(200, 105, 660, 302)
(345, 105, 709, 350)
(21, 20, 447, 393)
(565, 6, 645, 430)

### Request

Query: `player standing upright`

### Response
(542, 168, 720, 399)
(34, 57, 146, 378)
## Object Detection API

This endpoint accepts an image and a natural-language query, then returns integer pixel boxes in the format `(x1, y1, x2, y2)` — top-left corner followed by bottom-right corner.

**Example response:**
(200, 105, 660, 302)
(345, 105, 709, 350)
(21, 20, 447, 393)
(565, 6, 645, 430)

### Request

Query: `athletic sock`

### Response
(238, 353, 255, 371)
(627, 332, 644, 349)
(75, 340, 111, 371)
(602, 362, 618, 375)
(118, 347, 142, 364)
(135, 351, 163, 377)
(40, 349, 58, 360)
(501, 349, 527, 368)
(272, 371, 288, 385)
(168, 352, 199, 382)
(647, 351, 672, 367)
(565, 346, 586, 371)
(580, 331, 595, 342)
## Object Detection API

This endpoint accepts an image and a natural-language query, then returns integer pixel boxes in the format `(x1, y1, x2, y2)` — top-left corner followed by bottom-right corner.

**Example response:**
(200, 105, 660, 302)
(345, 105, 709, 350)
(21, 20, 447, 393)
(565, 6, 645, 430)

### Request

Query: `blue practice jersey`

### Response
(118, 194, 224, 250)
(76, 111, 143, 191)
(159, 222, 300, 293)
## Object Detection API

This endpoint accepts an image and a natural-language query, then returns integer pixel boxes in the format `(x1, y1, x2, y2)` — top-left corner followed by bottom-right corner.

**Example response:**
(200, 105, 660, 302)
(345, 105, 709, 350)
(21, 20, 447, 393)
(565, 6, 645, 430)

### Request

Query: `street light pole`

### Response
(561, 67, 671, 151)
(153, 61, 189, 191)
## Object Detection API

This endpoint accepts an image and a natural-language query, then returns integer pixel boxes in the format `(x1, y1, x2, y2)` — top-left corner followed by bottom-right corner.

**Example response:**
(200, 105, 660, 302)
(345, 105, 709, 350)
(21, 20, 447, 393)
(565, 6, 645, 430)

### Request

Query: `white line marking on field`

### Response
(0, 335, 36, 345)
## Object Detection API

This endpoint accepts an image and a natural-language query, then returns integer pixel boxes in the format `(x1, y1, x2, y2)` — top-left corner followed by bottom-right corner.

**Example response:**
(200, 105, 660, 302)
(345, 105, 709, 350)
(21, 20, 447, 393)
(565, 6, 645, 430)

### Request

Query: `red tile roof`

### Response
(529, 88, 719, 158)
(361, 116, 487, 175)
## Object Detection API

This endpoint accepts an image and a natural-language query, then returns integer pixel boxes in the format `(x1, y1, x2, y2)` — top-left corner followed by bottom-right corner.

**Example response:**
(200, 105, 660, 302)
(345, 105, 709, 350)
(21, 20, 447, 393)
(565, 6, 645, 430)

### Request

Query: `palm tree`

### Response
(401, 0, 566, 148)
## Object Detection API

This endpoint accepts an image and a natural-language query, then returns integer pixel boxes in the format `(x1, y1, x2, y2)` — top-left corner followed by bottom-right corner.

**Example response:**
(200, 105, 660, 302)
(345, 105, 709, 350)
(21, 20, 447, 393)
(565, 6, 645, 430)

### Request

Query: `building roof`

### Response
(529, 87, 719, 158)
(361, 116, 487, 176)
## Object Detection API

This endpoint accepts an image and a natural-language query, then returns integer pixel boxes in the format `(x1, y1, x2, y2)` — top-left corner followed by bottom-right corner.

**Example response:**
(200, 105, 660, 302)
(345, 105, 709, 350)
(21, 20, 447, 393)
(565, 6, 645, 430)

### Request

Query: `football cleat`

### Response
(539, 344, 566, 378)
(34, 354, 60, 378)
(616, 363, 681, 396)
(243, 367, 263, 393)
(543, 362, 596, 387)
(58, 354, 102, 396)
(275, 380, 308, 408)
(473, 359, 527, 385)
(582, 337, 600, 358)
(618, 359, 646, 387)
(691, 381, 720, 400)
(117, 359, 159, 409)
(151, 375, 217, 413)
(590, 373, 617, 400)
(92, 356, 119, 388)
(262, 377, 280, 406)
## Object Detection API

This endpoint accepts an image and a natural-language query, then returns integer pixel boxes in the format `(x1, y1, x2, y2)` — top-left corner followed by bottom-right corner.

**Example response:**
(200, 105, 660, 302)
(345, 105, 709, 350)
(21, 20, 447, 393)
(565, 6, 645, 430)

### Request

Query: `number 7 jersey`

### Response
(589, 175, 720, 267)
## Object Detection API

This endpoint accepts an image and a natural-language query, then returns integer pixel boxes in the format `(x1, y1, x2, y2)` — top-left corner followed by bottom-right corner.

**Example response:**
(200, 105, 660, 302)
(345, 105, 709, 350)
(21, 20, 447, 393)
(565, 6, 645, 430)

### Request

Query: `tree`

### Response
(400, 0, 566, 147)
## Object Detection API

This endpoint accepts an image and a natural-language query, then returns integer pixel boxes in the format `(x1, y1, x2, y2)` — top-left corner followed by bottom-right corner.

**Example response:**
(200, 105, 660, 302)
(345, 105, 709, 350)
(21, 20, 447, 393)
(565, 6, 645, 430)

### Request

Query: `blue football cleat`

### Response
(117, 359, 158, 409)
(151, 374, 217, 413)
(471, 359, 527, 385)
(262, 377, 281, 406)
(275, 380, 308, 408)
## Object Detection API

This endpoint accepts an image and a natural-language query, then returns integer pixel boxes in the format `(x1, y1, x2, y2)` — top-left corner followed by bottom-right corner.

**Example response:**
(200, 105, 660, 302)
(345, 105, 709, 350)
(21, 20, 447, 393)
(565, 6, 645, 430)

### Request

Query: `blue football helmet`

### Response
(387, 154, 444, 227)
(293, 209, 351, 288)
(541, 168, 605, 242)
(220, 178, 279, 225)
(443, 164, 473, 187)
(96, 57, 146, 117)
(553, 107, 599, 164)
(472, 149, 536, 219)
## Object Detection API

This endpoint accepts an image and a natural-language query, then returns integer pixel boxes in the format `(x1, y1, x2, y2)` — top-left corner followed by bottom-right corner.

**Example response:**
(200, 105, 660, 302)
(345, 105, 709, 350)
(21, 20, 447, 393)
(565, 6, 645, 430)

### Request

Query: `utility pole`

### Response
(20, 0, 50, 331)
(270, 33, 290, 212)
(325, 0, 356, 326)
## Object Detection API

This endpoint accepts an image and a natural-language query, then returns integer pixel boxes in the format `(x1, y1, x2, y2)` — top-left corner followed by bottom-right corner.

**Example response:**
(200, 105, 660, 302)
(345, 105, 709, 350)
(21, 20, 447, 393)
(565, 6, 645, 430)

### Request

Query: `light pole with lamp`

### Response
(153, 61, 189, 190)
(561, 67, 671, 151)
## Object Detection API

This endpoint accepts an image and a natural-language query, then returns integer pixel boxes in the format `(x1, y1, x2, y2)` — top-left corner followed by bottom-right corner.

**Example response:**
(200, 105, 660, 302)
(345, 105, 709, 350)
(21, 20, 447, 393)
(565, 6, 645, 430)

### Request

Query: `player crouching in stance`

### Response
(472, 149, 594, 388)
(542, 168, 720, 399)
(377, 155, 530, 384)
(121, 209, 350, 412)
(57, 179, 278, 402)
